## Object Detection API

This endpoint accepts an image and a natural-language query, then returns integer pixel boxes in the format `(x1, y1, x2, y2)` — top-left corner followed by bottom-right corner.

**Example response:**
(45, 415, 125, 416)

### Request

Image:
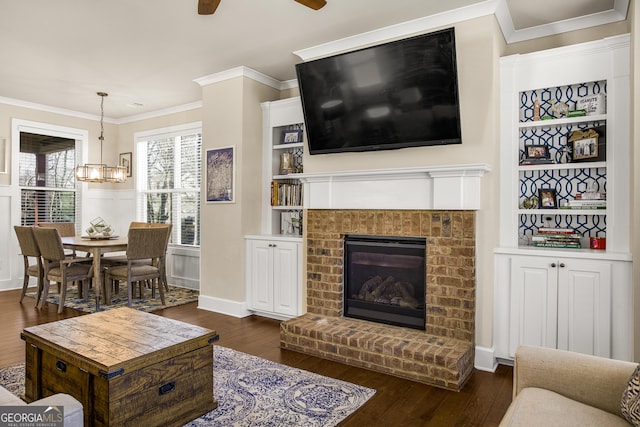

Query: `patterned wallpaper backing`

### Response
(518, 80, 607, 244)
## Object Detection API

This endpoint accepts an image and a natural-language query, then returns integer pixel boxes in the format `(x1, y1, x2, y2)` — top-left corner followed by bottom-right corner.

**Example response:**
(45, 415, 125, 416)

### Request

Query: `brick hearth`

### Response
(280, 209, 476, 391)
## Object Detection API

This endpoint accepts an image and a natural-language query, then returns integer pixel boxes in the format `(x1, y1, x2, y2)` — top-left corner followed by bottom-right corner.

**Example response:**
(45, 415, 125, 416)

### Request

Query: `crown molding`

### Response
(294, 0, 498, 62)
(0, 96, 104, 122)
(194, 66, 283, 90)
(495, 0, 629, 44)
(0, 95, 202, 125)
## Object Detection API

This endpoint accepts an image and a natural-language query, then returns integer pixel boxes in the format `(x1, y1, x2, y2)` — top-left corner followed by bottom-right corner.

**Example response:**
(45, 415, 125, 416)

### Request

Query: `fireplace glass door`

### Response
(344, 235, 426, 330)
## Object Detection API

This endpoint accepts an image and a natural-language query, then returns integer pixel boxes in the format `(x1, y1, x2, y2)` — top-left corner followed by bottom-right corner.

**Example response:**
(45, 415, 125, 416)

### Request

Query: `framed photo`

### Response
(538, 188, 557, 209)
(566, 126, 606, 162)
(206, 146, 235, 203)
(570, 137, 598, 160)
(525, 145, 550, 160)
(281, 129, 303, 144)
(119, 152, 132, 177)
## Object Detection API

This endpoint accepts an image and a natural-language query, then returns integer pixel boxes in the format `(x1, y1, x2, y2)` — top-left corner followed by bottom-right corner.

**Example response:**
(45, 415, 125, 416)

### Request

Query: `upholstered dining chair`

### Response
(14, 226, 43, 304)
(37, 222, 76, 236)
(37, 222, 80, 257)
(32, 227, 94, 314)
(102, 222, 172, 292)
(104, 227, 169, 308)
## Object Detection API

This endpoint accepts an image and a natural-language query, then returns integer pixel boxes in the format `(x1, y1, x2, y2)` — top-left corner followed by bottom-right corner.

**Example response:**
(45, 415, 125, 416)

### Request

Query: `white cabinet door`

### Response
(272, 241, 299, 317)
(248, 240, 274, 313)
(509, 256, 558, 356)
(508, 255, 613, 358)
(246, 238, 301, 319)
(557, 260, 612, 358)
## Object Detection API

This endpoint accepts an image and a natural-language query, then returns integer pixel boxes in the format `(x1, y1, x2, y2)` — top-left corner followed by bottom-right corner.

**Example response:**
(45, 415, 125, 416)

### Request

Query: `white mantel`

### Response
(297, 164, 491, 210)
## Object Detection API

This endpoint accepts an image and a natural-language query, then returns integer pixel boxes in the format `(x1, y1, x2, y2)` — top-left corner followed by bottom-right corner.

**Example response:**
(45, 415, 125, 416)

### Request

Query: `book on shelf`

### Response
(575, 192, 606, 200)
(564, 199, 606, 209)
(532, 235, 581, 243)
(532, 241, 582, 249)
(520, 159, 555, 165)
(537, 227, 576, 235)
(560, 206, 606, 210)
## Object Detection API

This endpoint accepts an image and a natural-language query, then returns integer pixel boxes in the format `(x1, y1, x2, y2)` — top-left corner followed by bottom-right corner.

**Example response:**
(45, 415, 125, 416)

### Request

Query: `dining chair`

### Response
(33, 227, 94, 314)
(14, 226, 43, 304)
(37, 222, 80, 257)
(103, 222, 172, 292)
(37, 222, 76, 236)
(104, 227, 168, 308)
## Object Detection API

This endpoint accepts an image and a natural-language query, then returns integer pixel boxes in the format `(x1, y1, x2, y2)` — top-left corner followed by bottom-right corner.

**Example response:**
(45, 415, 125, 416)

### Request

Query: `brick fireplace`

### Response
(279, 165, 488, 391)
(281, 209, 476, 391)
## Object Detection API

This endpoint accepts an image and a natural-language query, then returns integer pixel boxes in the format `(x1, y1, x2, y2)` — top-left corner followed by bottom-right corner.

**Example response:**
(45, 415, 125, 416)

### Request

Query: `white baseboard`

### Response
(474, 345, 498, 372)
(197, 295, 252, 318)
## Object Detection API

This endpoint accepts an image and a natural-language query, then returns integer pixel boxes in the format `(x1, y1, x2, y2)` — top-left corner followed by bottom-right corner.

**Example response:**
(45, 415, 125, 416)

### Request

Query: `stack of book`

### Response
(561, 191, 606, 210)
(532, 227, 582, 249)
(271, 181, 303, 207)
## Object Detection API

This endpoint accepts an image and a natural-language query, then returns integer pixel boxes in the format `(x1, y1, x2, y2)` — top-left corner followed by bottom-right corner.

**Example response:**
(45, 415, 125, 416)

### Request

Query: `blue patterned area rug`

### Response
(0, 346, 375, 426)
(25, 284, 199, 313)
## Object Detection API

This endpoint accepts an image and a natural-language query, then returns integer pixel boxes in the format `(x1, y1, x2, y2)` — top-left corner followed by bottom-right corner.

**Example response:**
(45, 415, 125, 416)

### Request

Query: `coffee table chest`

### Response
(22, 307, 218, 426)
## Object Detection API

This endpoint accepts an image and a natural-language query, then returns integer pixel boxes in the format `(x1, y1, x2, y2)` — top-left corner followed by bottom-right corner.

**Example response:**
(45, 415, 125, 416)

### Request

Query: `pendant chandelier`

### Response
(75, 92, 126, 183)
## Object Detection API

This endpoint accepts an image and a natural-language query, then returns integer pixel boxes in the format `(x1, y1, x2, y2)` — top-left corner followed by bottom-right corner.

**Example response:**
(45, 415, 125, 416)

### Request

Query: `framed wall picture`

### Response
(119, 152, 132, 177)
(538, 188, 557, 209)
(206, 146, 235, 203)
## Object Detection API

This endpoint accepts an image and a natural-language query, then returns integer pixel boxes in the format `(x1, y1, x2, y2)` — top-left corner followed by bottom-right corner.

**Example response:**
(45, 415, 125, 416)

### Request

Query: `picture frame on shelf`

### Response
(521, 144, 553, 165)
(525, 145, 550, 160)
(538, 188, 557, 209)
(206, 146, 235, 203)
(281, 129, 303, 144)
(119, 152, 132, 177)
(566, 126, 606, 162)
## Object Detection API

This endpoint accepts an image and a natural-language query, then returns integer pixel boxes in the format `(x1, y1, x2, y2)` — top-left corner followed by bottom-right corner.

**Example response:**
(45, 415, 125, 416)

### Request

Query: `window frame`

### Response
(12, 119, 87, 230)
(135, 122, 202, 248)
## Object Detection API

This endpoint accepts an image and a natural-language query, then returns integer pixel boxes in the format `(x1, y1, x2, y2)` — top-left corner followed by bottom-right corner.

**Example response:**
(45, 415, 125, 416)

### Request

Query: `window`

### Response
(19, 132, 78, 227)
(136, 123, 202, 246)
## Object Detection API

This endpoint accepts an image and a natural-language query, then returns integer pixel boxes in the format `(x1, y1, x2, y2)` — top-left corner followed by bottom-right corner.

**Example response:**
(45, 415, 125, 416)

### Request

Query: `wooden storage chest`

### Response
(22, 307, 218, 426)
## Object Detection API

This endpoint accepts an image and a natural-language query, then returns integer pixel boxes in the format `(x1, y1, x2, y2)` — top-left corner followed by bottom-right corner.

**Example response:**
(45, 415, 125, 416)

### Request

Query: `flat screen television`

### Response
(296, 27, 462, 155)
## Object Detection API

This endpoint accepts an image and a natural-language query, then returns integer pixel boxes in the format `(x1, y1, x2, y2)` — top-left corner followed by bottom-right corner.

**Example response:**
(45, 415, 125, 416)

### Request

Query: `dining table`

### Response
(61, 235, 128, 310)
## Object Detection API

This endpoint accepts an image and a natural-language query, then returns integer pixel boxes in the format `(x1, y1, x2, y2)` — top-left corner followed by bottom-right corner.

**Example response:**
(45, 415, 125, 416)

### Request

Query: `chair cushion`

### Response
(46, 264, 92, 281)
(26, 264, 40, 276)
(501, 387, 631, 427)
(107, 264, 159, 280)
(621, 364, 640, 426)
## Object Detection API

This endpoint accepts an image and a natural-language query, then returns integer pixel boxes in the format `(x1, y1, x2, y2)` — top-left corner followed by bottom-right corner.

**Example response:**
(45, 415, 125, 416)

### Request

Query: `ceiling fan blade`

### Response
(294, 0, 327, 10)
(198, 0, 221, 15)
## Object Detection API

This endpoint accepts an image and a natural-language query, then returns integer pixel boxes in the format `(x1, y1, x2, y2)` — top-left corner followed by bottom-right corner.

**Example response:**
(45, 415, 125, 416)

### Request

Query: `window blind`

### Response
(136, 123, 202, 247)
(19, 134, 79, 230)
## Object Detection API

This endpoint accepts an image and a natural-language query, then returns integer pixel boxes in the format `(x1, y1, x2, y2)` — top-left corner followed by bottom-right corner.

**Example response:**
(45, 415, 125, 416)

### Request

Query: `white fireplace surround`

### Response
(298, 164, 491, 210)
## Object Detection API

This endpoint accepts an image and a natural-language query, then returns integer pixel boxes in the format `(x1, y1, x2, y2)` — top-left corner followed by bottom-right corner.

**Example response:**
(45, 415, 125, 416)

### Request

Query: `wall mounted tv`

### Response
(296, 27, 462, 155)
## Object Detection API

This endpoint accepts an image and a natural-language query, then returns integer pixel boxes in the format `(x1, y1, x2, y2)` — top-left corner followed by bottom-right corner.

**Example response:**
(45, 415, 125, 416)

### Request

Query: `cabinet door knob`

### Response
(559, 263, 565, 268)
(551, 263, 557, 268)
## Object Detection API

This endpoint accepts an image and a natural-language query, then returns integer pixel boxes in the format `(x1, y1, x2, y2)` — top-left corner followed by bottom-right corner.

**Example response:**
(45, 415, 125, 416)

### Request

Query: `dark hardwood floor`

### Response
(1, 288, 513, 426)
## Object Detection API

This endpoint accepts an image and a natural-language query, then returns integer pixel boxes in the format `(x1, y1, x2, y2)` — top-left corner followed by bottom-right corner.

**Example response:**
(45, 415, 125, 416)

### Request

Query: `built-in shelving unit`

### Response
(245, 97, 305, 321)
(493, 35, 633, 363)
(259, 97, 305, 238)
